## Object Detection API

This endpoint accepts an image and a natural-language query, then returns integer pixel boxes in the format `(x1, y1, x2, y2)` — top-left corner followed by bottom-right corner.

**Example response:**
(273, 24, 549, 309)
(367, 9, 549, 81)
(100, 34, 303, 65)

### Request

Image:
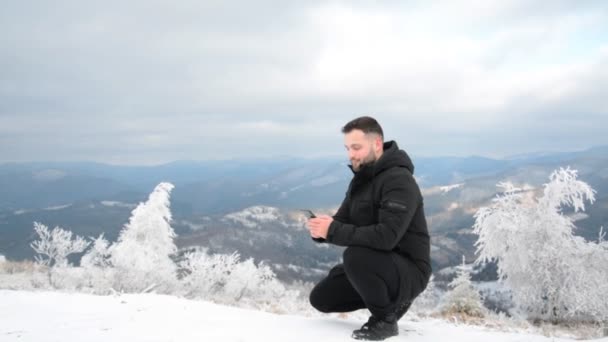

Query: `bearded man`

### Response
(307, 116, 432, 341)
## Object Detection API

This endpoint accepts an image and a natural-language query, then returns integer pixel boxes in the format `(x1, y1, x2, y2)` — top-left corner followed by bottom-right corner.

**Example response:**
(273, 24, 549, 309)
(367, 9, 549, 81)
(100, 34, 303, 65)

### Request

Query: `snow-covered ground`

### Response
(2, 290, 605, 342)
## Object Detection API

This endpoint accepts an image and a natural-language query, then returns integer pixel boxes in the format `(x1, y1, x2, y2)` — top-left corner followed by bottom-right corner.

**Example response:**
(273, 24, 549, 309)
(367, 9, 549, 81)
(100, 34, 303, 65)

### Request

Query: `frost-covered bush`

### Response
(29, 222, 90, 288)
(178, 249, 300, 312)
(473, 167, 608, 323)
(409, 275, 441, 315)
(179, 249, 240, 299)
(81, 234, 111, 269)
(0, 258, 49, 290)
(80, 234, 115, 294)
(440, 257, 485, 318)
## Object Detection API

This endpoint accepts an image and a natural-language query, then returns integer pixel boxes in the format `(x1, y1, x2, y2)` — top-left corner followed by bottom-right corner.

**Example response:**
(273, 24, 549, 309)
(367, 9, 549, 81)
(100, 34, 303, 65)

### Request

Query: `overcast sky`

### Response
(1, 1, 607, 165)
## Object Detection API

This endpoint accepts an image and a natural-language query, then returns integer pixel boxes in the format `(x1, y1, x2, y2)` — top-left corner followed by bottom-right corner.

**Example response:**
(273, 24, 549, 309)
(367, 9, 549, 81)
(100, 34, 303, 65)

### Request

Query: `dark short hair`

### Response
(341, 116, 384, 138)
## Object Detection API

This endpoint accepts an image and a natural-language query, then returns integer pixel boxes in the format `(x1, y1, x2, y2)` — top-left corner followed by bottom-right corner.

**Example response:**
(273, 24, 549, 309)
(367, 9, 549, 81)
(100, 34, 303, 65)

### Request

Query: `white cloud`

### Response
(0, 1, 607, 164)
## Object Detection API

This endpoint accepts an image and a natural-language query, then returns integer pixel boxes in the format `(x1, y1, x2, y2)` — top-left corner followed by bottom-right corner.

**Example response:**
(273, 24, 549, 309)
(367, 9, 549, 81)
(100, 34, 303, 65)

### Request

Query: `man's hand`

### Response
(306, 215, 334, 239)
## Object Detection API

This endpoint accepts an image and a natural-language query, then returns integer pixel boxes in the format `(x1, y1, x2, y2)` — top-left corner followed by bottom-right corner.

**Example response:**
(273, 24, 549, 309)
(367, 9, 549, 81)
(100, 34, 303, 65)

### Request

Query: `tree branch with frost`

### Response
(30, 222, 90, 268)
(539, 167, 595, 213)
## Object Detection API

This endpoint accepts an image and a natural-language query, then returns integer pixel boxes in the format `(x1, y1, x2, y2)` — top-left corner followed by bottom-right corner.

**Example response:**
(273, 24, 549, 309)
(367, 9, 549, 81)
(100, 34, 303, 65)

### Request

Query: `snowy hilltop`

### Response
(2, 290, 606, 342)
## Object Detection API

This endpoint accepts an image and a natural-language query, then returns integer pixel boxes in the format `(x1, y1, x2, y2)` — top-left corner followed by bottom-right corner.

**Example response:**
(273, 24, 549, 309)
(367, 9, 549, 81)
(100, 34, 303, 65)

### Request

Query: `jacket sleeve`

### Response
(326, 172, 420, 251)
(311, 194, 350, 243)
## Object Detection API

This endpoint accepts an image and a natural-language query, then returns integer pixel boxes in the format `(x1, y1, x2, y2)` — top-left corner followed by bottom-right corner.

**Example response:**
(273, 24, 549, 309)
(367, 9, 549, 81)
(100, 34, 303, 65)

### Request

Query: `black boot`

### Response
(352, 314, 398, 341)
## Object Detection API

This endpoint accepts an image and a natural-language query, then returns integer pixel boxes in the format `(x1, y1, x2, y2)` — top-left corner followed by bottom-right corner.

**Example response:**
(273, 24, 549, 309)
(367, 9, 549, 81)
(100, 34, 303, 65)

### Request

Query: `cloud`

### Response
(0, 1, 607, 164)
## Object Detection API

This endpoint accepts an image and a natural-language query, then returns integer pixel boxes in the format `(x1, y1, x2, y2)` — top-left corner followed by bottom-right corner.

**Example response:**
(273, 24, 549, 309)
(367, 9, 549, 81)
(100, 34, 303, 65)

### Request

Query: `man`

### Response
(307, 116, 431, 341)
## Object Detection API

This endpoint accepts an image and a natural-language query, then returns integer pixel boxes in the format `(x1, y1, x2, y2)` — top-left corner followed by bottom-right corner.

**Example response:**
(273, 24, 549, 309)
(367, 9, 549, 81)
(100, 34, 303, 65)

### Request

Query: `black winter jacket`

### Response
(317, 140, 432, 279)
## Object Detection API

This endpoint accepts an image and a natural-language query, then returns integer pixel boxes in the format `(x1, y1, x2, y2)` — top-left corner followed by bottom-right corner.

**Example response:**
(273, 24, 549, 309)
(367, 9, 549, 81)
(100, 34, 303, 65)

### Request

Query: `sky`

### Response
(1, 1, 607, 165)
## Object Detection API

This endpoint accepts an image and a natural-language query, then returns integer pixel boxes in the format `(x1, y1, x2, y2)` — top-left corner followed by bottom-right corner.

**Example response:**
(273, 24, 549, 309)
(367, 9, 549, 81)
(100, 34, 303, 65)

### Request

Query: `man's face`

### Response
(344, 129, 381, 172)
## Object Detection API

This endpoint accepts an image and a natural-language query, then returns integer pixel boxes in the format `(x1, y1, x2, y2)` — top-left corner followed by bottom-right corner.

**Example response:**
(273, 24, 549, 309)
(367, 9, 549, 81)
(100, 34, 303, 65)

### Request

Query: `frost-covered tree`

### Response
(30, 222, 89, 268)
(440, 256, 484, 318)
(473, 167, 608, 323)
(110, 182, 178, 293)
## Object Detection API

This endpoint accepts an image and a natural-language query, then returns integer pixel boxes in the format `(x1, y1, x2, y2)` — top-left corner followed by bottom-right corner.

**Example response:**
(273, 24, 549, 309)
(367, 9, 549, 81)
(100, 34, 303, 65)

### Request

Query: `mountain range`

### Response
(1, 145, 607, 282)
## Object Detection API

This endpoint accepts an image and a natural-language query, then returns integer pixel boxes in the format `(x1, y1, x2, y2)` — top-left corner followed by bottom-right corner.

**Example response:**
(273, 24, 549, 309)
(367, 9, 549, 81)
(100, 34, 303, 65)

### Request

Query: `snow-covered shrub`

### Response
(179, 249, 240, 298)
(30, 222, 90, 268)
(0, 254, 5, 264)
(224, 258, 288, 306)
(81, 234, 111, 269)
(29, 222, 90, 288)
(178, 249, 300, 312)
(47, 266, 88, 291)
(0, 258, 49, 290)
(410, 275, 441, 315)
(110, 182, 178, 293)
(440, 257, 485, 318)
(473, 167, 608, 323)
(80, 234, 115, 294)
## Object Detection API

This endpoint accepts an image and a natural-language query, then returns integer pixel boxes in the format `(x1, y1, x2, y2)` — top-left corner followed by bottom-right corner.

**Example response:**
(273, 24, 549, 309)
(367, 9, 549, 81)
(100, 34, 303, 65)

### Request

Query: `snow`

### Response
(223, 206, 284, 229)
(13, 203, 73, 215)
(100, 201, 136, 209)
(448, 202, 460, 211)
(32, 169, 67, 181)
(2, 290, 604, 342)
(440, 183, 464, 194)
(568, 212, 589, 222)
(309, 175, 341, 187)
(422, 183, 464, 196)
(43, 204, 72, 211)
(178, 219, 208, 231)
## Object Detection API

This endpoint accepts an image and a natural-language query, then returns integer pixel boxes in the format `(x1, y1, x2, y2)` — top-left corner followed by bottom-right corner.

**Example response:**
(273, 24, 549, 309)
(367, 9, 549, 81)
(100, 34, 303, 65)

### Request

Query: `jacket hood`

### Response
(349, 140, 414, 177)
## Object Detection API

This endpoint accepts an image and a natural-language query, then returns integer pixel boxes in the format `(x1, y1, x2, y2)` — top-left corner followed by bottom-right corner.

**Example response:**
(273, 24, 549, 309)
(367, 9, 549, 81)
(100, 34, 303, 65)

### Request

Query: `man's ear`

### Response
(375, 136, 383, 151)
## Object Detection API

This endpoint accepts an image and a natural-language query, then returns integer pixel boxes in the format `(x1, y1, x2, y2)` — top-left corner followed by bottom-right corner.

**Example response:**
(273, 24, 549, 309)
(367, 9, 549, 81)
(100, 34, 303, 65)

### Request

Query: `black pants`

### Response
(310, 246, 405, 318)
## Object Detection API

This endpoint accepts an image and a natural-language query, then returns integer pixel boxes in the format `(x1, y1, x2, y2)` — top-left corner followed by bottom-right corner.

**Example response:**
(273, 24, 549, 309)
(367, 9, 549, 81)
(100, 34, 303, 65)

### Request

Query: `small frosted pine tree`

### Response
(110, 182, 178, 293)
(473, 167, 608, 323)
(81, 234, 111, 269)
(440, 256, 485, 318)
(81, 233, 114, 293)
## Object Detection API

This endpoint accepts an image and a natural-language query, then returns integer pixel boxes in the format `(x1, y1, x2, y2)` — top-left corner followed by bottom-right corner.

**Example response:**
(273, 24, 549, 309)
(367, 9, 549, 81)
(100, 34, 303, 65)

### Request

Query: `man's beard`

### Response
(351, 149, 377, 172)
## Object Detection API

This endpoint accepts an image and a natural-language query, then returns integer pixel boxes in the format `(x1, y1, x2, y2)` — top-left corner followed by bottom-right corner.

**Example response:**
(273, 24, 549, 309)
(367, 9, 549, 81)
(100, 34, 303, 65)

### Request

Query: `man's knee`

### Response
(309, 285, 333, 313)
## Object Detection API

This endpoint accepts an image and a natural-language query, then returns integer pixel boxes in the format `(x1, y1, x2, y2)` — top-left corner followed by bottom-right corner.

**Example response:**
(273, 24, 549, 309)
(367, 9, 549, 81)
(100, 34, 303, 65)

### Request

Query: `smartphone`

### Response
(300, 209, 316, 218)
